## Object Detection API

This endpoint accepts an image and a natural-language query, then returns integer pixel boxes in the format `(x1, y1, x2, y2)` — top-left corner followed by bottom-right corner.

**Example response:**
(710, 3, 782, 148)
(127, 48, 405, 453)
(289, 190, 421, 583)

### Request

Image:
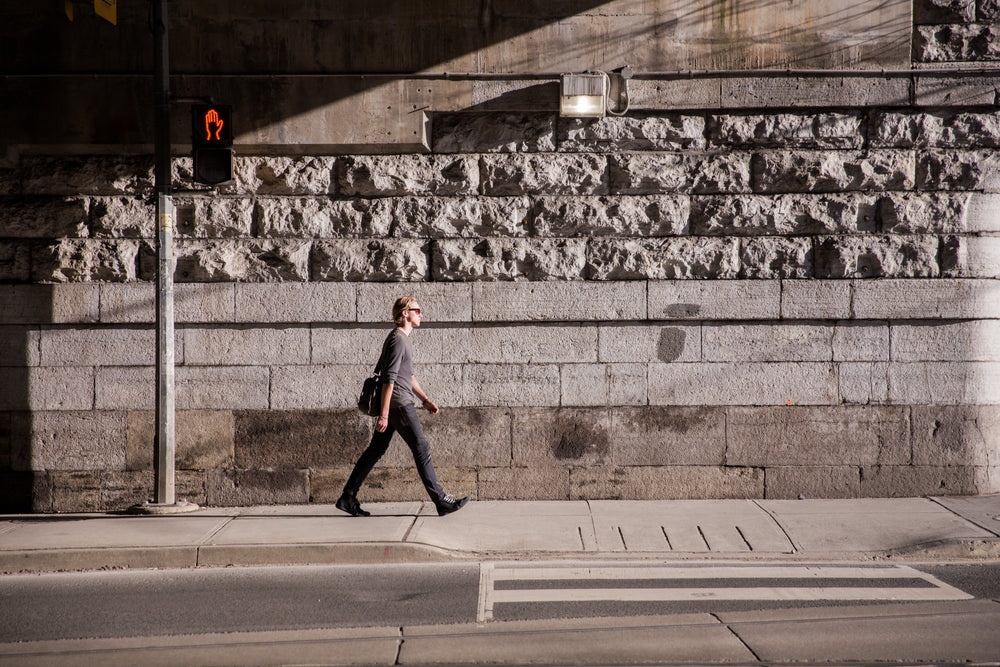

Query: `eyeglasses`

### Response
(407, 308, 421, 314)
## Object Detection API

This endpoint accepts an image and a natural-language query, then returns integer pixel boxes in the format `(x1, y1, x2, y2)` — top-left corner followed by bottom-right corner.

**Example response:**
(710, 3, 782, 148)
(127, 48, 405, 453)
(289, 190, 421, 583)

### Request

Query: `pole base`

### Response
(129, 500, 200, 515)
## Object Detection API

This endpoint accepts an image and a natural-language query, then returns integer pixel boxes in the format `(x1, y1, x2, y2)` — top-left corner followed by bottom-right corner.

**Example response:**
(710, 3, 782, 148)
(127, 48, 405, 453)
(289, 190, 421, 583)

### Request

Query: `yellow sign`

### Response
(94, 0, 116, 25)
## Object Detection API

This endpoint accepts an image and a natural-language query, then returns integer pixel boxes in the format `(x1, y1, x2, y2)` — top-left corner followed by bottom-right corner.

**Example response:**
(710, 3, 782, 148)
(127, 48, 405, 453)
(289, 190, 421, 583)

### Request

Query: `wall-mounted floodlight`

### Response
(560, 73, 608, 118)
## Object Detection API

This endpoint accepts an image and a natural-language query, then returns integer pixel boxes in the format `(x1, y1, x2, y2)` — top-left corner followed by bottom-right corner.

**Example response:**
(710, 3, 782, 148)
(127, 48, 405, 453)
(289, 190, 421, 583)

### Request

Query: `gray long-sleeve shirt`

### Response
(378, 328, 414, 407)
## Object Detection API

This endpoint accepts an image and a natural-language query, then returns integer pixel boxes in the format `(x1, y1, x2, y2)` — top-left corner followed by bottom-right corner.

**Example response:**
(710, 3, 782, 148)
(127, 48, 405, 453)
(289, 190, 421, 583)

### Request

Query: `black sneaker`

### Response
(435, 494, 469, 516)
(336, 494, 370, 517)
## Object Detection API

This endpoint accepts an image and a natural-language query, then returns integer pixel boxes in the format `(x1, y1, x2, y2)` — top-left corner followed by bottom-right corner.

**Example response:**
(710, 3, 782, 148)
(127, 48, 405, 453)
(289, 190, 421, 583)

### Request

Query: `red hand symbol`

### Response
(204, 109, 224, 141)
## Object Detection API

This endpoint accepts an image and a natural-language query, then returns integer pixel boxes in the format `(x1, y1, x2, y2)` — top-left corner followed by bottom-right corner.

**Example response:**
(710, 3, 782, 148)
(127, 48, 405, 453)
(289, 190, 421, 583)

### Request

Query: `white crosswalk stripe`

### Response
(476, 563, 973, 622)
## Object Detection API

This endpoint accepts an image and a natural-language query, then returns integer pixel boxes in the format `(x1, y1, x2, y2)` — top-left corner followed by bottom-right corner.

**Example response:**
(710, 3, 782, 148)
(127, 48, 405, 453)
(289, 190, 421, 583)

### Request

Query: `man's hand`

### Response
(422, 397, 439, 415)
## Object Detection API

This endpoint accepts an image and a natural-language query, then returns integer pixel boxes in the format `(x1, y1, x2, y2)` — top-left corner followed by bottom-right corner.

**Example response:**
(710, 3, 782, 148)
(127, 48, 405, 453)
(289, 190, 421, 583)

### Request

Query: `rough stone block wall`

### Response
(3, 104, 999, 510)
(915, 0, 1000, 61)
(2, 2, 999, 511)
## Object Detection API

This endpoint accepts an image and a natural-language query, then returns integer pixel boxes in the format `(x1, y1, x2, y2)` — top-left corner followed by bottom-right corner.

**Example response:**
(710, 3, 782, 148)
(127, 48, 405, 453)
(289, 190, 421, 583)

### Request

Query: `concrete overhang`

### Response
(1, 0, 921, 156)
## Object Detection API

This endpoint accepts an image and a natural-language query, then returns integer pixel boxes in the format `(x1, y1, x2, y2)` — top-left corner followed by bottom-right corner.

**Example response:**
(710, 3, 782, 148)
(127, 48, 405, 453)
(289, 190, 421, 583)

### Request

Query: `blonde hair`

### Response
(392, 295, 418, 326)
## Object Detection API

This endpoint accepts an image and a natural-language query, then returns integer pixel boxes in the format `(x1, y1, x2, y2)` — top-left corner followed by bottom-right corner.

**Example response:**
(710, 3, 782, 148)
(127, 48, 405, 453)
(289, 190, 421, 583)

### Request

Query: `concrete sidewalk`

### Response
(1, 496, 999, 573)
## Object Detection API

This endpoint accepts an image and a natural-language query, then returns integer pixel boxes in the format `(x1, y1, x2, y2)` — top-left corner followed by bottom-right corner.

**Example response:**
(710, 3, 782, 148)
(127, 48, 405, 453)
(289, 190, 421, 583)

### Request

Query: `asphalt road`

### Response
(1, 561, 998, 644)
(0, 563, 478, 643)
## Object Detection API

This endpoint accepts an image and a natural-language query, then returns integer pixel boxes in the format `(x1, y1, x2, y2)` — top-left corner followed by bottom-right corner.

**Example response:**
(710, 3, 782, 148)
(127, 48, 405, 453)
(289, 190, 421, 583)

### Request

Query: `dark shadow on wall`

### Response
(0, 1, 613, 150)
(1, 0, 910, 76)
(0, 0, 911, 151)
(0, 287, 52, 512)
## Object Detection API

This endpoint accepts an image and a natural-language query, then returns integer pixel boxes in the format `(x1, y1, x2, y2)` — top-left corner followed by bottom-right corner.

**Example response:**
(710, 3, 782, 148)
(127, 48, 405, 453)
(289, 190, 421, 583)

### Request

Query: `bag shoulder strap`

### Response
(374, 328, 411, 373)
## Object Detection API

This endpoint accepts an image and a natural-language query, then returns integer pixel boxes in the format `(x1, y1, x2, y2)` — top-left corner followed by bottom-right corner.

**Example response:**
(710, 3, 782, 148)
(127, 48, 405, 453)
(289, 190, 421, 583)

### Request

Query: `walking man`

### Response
(337, 296, 469, 517)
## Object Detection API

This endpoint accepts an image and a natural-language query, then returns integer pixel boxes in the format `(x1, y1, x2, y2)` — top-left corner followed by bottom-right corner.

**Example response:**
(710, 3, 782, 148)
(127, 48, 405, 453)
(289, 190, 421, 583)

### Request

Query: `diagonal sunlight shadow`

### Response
(2, 0, 912, 149)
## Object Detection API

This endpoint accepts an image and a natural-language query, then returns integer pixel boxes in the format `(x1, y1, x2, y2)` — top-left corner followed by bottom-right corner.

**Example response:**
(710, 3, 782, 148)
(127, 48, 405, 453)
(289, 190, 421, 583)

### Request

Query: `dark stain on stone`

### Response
(553, 433, 583, 459)
(657, 327, 686, 362)
(551, 413, 610, 461)
(628, 406, 718, 435)
(175, 204, 196, 233)
(856, 252, 881, 278)
(466, 407, 486, 427)
(234, 409, 370, 467)
(663, 303, 700, 318)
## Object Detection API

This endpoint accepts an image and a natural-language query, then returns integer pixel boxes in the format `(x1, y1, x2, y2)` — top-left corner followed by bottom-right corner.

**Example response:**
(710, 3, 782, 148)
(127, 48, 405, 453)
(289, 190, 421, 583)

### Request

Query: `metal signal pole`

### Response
(144, 0, 195, 514)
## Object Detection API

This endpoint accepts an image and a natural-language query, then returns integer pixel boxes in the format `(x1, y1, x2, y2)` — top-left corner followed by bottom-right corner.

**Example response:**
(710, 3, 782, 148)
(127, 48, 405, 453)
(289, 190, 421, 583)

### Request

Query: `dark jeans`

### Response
(342, 404, 446, 504)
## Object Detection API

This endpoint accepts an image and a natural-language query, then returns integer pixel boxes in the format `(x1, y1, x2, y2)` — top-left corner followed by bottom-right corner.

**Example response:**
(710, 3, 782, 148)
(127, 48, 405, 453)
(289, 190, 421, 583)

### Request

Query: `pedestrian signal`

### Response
(191, 105, 233, 186)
